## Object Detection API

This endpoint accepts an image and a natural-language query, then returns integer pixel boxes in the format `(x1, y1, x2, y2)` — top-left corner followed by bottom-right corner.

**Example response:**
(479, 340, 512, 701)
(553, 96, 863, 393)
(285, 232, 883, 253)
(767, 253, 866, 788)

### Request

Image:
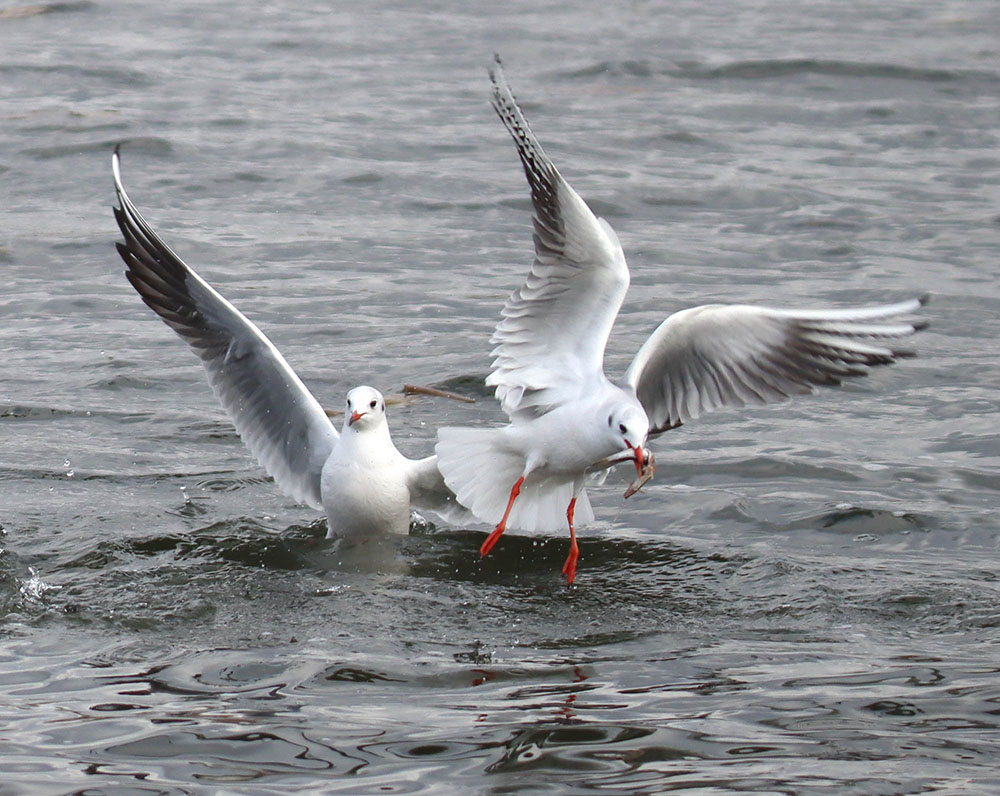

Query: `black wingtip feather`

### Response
(112, 154, 220, 344)
(487, 59, 567, 249)
(488, 53, 502, 80)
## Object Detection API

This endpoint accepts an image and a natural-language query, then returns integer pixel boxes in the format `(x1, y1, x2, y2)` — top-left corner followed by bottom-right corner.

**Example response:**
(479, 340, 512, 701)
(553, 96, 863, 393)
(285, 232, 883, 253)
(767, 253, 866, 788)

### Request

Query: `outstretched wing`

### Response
(487, 56, 629, 418)
(623, 297, 928, 435)
(112, 148, 338, 510)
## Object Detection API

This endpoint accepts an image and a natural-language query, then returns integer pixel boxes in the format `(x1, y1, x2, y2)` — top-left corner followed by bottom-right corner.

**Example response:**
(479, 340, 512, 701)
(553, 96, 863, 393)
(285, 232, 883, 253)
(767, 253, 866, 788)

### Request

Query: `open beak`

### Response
(348, 410, 364, 426)
(625, 441, 646, 477)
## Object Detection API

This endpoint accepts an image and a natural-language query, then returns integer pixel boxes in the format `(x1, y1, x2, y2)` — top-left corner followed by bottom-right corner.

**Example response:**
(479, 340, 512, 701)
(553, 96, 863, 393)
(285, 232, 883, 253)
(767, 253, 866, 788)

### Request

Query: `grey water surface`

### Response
(1, 1, 999, 793)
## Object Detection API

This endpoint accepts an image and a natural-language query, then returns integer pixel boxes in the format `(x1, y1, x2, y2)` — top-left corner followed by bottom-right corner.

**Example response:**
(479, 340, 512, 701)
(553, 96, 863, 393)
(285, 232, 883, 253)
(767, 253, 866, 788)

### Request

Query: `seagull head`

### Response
(605, 403, 650, 477)
(344, 386, 386, 432)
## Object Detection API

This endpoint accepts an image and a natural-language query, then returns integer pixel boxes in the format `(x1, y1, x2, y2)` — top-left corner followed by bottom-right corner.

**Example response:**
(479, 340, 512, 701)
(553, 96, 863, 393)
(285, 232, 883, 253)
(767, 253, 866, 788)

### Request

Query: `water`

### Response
(2, 0, 998, 792)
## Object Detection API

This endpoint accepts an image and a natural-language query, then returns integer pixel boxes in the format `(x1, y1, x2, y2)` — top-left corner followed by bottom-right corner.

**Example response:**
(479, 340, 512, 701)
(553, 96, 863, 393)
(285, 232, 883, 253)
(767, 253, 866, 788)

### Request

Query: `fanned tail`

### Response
(435, 426, 593, 533)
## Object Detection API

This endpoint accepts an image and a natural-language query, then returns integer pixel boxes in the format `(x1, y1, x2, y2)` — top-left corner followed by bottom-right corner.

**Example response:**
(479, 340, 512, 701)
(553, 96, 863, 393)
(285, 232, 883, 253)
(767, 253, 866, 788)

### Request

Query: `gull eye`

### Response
(347, 399, 352, 408)
(369, 399, 377, 409)
(619, 423, 628, 435)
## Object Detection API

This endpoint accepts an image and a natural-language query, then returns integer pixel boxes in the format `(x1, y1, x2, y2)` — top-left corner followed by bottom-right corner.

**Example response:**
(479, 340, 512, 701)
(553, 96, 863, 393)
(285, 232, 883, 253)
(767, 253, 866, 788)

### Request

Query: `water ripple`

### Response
(562, 58, 1000, 87)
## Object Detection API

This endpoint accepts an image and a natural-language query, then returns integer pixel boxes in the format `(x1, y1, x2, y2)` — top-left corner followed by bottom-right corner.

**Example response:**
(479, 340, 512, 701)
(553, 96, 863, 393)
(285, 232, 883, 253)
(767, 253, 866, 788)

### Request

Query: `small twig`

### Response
(403, 384, 476, 404)
(624, 451, 656, 499)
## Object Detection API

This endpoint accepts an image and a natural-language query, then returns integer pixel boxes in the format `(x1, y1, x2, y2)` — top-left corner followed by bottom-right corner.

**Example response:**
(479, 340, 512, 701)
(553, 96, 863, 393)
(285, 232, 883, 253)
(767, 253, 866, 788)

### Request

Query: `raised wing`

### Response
(487, 57, 630, 418)
(623, 297, 928, 435)
(112, 148, 338, 510)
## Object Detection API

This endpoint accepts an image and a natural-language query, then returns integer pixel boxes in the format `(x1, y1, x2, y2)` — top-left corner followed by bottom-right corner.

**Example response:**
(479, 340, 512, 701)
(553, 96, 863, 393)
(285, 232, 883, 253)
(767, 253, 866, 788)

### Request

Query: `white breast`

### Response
(320, 434, 412, 538)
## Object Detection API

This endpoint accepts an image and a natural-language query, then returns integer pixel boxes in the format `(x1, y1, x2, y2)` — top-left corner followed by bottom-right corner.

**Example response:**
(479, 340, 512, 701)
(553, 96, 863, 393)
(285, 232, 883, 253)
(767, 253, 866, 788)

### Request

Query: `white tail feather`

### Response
(435, 427, 594, 533)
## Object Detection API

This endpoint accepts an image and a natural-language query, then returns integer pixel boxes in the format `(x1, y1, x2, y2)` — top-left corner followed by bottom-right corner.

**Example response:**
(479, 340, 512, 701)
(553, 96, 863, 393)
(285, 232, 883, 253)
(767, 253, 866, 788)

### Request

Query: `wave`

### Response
(560, 58, 999, 86)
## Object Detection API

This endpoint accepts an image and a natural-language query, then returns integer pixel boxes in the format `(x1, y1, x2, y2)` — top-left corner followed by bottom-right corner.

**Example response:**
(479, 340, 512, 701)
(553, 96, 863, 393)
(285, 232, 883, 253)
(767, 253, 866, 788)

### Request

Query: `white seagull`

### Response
(435, 58, 927, 584)
(112, 149, 464, 538)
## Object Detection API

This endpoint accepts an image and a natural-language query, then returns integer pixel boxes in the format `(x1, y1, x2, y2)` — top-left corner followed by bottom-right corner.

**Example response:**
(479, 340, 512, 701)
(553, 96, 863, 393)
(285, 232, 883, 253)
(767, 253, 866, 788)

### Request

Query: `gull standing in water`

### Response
(435, 58, 927, 584)
(112, 149, 464, 538)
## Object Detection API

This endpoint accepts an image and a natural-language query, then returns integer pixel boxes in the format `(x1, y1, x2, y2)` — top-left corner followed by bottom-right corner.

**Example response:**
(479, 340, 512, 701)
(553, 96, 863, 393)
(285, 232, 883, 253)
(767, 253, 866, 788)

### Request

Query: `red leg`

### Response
(561, 497, 579, 585)
(480, 476, 524, 557)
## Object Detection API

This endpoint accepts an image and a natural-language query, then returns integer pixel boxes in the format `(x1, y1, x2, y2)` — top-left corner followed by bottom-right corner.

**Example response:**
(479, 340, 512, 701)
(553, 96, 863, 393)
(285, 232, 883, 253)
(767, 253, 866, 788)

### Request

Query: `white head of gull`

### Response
(434, 57, 927, 585)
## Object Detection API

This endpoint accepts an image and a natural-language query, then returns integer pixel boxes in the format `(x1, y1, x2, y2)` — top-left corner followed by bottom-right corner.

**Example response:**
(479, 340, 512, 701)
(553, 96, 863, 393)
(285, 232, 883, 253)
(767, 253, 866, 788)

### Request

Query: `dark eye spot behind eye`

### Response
(607, 414, 613, 427)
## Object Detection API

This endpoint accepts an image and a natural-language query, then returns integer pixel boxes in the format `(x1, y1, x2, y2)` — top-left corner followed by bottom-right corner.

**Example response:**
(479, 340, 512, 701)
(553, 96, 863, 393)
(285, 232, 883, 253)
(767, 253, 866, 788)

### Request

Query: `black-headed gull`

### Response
(112, 149, 463, 538)
(435, 59, 927, 584)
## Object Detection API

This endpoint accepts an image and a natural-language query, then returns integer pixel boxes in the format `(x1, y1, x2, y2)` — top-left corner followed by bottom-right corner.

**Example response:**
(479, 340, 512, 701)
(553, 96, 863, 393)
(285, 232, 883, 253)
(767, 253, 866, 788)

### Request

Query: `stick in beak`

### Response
(624, 447, 655, 499)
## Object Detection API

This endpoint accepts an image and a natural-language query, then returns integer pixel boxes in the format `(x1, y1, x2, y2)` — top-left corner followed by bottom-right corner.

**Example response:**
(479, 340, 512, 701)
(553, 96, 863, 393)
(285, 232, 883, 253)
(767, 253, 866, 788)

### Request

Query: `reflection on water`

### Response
(2, 632, 996, 793)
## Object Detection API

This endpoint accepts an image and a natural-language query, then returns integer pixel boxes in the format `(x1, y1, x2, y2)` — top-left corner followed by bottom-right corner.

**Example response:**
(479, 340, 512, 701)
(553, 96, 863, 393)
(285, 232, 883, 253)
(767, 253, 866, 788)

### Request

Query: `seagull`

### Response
(112, 148, 464, 538)
(434, 58, 927, 585)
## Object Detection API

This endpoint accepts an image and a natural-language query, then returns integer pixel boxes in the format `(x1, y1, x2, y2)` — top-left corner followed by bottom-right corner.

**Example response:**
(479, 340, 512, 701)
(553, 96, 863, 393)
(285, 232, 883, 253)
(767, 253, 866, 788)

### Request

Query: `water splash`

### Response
(19, 567, 60, 603)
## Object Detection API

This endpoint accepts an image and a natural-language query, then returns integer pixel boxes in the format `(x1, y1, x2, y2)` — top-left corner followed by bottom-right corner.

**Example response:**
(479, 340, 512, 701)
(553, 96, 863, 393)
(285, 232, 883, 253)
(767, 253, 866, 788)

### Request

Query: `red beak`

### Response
(626, 441, 646, 476)
(349, 410, 364, 426)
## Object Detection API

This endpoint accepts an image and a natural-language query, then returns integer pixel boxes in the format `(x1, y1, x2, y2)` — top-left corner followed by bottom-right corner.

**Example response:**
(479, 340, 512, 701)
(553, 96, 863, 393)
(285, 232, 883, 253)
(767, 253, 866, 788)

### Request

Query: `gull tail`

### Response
(435, 427, 594, 534)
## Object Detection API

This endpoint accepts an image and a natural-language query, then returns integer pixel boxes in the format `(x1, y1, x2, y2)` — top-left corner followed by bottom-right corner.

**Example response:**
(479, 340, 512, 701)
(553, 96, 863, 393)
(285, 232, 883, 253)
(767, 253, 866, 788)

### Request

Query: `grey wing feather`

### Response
(405, 455, 475, 525)
(112, 148, 338, 510)
(623, 297, 928, 435)
(487, 56, 629, 418)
